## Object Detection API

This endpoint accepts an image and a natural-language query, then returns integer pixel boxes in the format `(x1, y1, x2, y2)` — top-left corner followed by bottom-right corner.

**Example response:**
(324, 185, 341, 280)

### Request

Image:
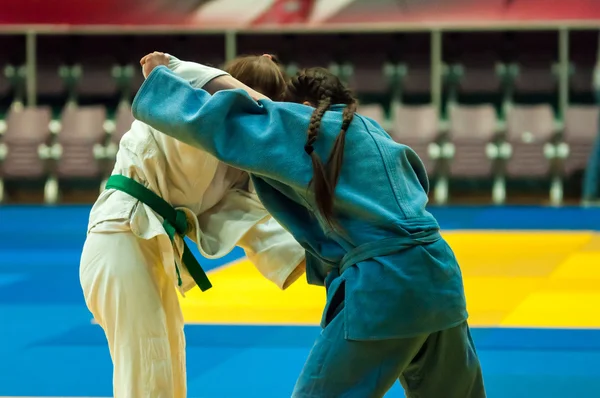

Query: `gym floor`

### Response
(1, 206, 600, 397)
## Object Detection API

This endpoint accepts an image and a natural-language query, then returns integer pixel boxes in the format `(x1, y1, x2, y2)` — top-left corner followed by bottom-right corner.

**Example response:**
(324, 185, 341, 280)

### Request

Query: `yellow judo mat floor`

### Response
(180, 231, 600, 329)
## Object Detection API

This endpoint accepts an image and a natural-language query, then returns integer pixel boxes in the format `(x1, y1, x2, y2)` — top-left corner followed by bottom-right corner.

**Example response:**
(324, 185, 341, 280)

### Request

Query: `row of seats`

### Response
(1, 64, 136, 109)
(1, 102, 598, 204)
(0, 59, 596, 112)
(358, 103, 599, 204)
(342, 60, 593, 97)
(0, 105, 134, 203)
(1, 30, 597, 109)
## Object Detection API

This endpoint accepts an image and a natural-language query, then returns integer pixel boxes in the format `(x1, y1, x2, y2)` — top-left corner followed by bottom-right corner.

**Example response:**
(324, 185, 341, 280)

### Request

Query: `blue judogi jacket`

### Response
(132, 66, 468, 340)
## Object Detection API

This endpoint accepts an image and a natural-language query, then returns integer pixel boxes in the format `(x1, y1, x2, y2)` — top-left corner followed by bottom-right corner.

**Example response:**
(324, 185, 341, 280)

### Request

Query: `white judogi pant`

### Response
(81, 231, 188, 398)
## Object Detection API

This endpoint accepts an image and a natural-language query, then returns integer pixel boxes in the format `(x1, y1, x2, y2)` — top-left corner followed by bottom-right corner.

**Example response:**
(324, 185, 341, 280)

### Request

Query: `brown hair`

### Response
(285, 67, 358, 226)
(224, 54, 287, 100)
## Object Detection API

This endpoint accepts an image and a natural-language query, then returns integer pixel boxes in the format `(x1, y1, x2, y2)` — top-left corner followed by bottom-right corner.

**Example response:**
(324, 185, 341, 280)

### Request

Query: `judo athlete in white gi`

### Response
(133, 54, 487, 398)
(79, 54, 306, 398)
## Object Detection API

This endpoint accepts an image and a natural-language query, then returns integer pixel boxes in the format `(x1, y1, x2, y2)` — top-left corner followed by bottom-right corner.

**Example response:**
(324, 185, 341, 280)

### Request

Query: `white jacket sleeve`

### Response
(237, 214, 306, 290)
(167, 55, 229, 89)
(225, 177, 305, 290)
(191, 175, 305, 290)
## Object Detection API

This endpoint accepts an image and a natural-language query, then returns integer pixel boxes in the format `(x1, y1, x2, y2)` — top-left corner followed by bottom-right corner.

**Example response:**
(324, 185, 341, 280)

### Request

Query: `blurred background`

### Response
(1, 0, 600, 397)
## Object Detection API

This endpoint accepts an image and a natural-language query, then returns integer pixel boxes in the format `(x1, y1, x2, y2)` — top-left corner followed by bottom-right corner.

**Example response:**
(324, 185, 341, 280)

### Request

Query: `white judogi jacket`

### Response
(87, 56, 305, 295)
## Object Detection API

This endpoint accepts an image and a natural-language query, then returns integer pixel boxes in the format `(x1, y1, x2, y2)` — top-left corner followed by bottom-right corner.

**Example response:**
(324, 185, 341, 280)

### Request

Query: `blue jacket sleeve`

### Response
(132, 65, 309, 180)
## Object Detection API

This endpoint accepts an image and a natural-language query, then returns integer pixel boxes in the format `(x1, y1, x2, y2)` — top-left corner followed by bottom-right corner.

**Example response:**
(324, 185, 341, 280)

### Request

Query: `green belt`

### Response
(105, 175, 212, 292)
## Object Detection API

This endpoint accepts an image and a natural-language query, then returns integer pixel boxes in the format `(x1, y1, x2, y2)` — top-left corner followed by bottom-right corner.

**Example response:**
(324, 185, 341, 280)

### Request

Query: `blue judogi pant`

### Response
(292, 301, 485, 398)
(293, 310, 486, 398)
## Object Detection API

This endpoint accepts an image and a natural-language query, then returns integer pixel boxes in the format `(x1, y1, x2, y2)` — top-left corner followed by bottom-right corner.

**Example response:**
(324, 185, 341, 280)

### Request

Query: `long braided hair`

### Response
(285, 67, 358, 226)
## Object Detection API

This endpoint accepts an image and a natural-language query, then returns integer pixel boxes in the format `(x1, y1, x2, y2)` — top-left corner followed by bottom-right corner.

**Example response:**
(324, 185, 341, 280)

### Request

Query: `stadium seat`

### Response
(562, 105, 600, 176)
(357, 104, 387, 129)
(509, 32, 559, 105)
(568, 31, 598, 104)
(453, 60, 502, 97)
(95, 104, 134, 189)
(570, 63, 595, 103)
(346, 56, 391, 96)
(76, 56, 119, 101)
(0, 107, 53, 203)
(402, 59, 431, 105)
(112, 104, 135, 148)
(113, 64, 136, 105)
(36, 36, 72, 106)
(104, 104, 135, 171)
(513, 60, 558, 97)
(49, 106, 108, 201)
(504, 104, 557, 177)
(4, 64, 26, 109)
(0, 36, 26, 109)
(390, 104, 440, 176)
(37, 62, 67, 105)
(0, 69, 10, 103)
(500, 104, 559, 203)
(443, 33, 505, 111)
(448, 104, 498, 178)
(343, 35, 395, 100)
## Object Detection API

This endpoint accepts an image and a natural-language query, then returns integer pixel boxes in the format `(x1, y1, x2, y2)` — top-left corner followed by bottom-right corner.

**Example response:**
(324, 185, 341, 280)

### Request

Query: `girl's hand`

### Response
(140, 52, 170, 79)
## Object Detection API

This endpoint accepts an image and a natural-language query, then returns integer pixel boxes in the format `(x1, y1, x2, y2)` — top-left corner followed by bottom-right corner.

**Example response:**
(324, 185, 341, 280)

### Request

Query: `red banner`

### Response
(1, 0, 599, 26)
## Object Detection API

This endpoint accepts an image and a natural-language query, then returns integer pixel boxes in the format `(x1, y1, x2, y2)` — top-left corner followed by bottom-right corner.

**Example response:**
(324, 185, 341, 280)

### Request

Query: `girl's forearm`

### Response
(203, 74, 269, 101)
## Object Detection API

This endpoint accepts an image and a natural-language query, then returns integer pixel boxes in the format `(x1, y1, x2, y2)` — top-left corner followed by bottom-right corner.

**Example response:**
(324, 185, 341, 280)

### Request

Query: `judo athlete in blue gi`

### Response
(134, 53, 486, 398)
